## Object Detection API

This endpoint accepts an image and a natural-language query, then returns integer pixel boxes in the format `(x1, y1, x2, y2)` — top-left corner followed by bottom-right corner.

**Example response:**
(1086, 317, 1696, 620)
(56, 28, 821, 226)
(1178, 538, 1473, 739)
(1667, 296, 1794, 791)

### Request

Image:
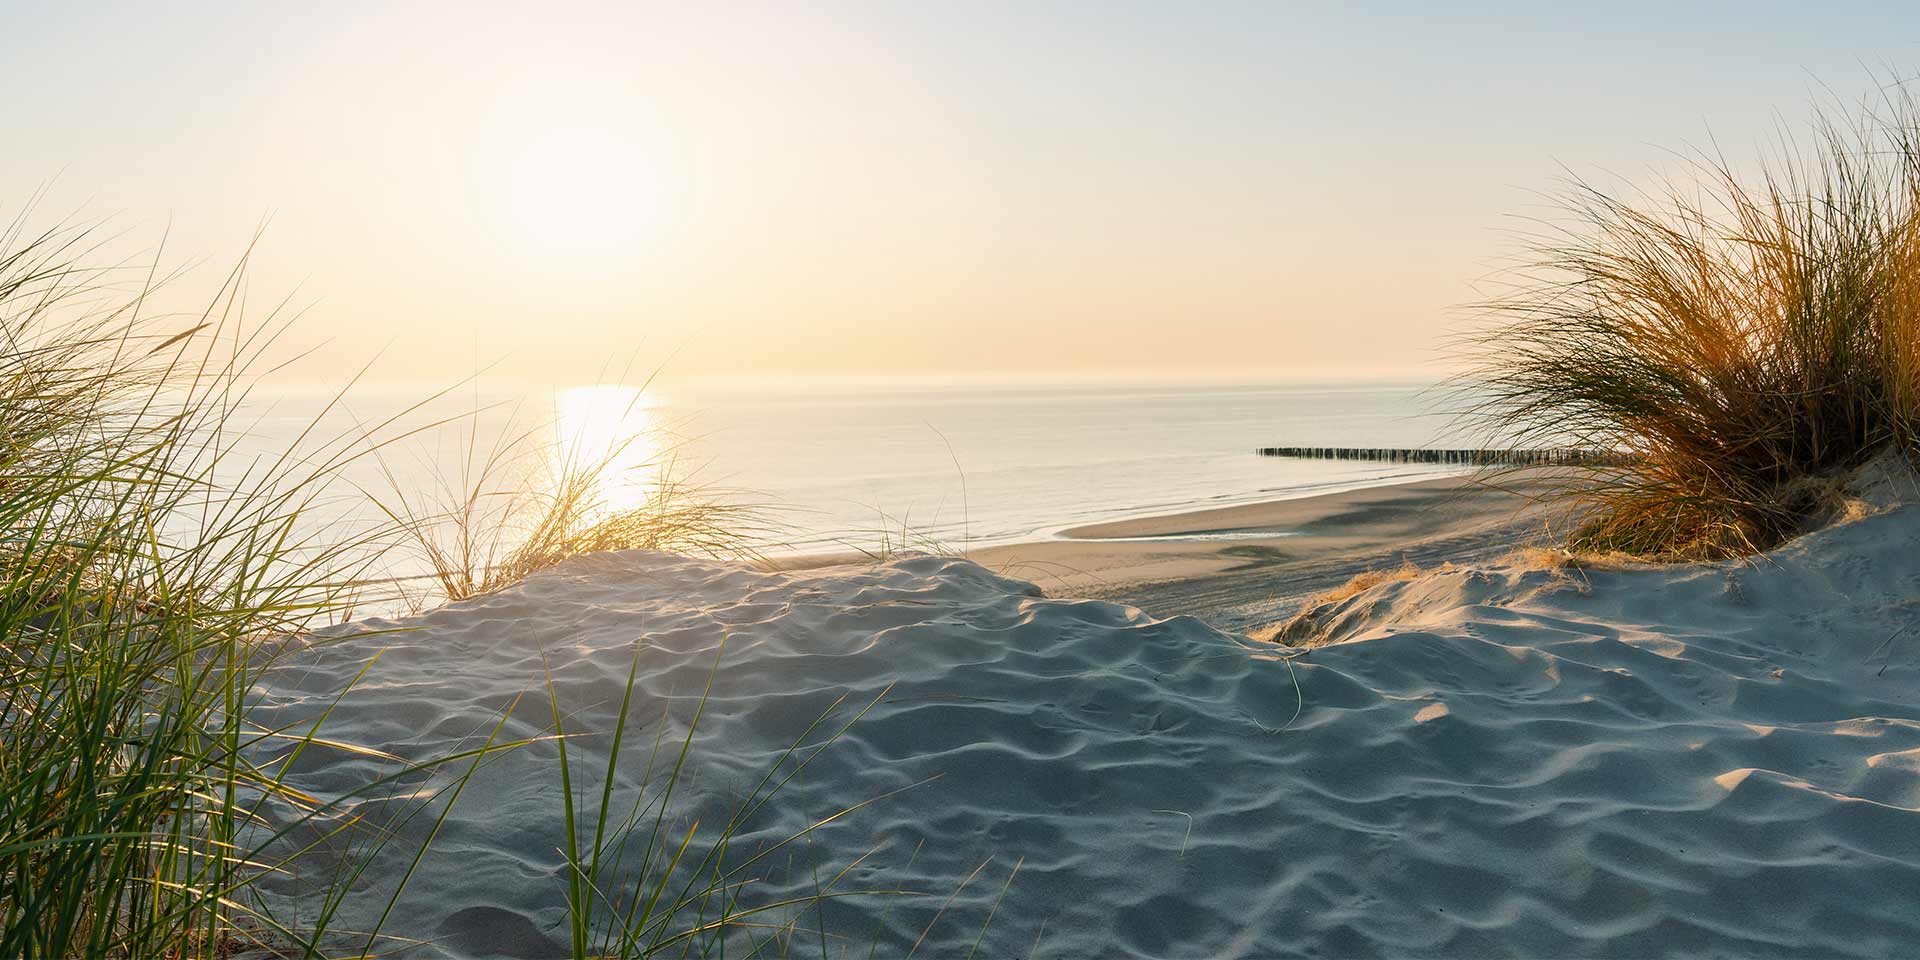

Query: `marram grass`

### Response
(365, 396, 773, 609)
(0, 214, 911, 956)
(0, 215, 391, 955)
(1464, 86, 1920, 559)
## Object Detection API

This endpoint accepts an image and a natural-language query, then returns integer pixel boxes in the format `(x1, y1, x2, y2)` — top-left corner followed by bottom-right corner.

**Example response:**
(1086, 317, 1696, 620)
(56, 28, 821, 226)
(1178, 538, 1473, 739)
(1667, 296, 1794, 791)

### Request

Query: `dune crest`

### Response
(256, 463, 1920, 957)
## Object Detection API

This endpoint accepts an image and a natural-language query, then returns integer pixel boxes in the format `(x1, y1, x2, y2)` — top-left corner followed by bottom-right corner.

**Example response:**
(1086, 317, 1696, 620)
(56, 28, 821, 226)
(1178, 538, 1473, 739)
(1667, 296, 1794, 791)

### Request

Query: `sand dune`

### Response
(252, 466, 1920, 957)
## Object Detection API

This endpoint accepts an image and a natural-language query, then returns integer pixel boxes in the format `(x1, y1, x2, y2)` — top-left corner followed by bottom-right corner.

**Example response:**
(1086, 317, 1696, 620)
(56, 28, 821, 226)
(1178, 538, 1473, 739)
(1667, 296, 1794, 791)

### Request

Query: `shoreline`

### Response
(783, 472, 1564, 635)
(757, 466, 1469, 560)
(983, 472, 1562, 633)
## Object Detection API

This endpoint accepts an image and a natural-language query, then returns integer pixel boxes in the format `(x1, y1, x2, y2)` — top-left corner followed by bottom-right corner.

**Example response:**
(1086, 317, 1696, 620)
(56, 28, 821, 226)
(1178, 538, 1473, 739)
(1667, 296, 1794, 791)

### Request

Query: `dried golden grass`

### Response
(1312, 559, 1427, 606)
(1461, 83, 1920, 559)
(369, 414, 772, 607)
(1258, 559, 1433, 645)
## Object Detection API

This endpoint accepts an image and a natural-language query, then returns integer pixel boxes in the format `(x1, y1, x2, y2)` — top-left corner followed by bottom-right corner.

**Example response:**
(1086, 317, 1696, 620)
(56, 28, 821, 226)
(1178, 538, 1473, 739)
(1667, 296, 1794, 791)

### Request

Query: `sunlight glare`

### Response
(552, 384, 664, 513)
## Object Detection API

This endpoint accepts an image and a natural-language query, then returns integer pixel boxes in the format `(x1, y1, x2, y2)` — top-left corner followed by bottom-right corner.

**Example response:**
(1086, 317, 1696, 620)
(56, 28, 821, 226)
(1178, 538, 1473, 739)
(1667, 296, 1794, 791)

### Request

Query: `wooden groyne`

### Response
(1254, 446, 1625, 467)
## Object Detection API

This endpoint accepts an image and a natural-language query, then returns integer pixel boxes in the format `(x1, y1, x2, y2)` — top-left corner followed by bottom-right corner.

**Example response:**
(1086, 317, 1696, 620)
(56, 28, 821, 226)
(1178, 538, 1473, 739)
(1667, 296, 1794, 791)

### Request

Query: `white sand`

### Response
(253, 465, 1920, 957)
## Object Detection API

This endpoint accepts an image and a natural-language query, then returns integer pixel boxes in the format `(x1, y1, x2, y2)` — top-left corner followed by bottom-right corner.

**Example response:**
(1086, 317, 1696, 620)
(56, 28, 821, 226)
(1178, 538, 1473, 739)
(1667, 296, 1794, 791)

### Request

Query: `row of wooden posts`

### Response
(1254, 446, 1625, 466)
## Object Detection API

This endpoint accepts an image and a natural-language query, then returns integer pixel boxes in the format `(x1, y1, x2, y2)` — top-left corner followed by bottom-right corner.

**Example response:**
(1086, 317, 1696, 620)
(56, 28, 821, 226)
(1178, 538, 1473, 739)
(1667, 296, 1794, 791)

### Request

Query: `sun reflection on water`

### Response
(550, 384, 664, 513)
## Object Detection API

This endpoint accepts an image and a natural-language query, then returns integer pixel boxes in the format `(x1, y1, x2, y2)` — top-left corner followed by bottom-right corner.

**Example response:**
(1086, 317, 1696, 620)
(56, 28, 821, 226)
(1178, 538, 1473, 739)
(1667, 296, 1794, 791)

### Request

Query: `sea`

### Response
(239, 377, 1478, 560)
(666, 378, 1478, 551)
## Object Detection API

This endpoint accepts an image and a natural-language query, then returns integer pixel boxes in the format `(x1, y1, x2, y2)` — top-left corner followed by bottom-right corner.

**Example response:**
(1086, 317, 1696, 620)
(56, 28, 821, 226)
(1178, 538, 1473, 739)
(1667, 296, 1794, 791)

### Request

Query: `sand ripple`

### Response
(254, 497, 1920, 957)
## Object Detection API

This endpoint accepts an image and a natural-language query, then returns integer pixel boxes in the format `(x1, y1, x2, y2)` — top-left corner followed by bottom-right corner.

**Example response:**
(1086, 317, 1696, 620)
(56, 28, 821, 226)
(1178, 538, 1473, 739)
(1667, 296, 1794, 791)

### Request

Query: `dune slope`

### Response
(255, 474, 1920, 958)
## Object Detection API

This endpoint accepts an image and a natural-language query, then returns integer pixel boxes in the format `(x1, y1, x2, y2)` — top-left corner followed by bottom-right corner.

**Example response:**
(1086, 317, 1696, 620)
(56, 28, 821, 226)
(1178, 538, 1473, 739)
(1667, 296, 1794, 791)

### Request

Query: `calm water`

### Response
(651, 378, 1471, 552)
(239, 378, 1476, 560)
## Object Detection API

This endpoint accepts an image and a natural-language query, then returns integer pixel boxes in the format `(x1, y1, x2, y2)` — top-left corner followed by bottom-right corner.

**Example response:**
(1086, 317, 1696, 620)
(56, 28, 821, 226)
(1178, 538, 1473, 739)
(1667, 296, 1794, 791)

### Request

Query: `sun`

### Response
(504, 126, 672, 256)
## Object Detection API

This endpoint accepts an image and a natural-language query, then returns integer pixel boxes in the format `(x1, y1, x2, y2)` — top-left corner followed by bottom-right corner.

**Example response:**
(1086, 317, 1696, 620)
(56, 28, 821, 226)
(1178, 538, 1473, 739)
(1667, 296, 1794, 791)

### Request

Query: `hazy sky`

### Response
(7, 2, 1920, 388)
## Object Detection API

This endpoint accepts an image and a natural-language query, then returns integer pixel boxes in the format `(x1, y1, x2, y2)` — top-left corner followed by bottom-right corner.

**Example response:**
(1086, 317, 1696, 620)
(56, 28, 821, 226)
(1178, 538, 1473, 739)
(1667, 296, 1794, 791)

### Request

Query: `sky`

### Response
(6, 1, 1920, 389)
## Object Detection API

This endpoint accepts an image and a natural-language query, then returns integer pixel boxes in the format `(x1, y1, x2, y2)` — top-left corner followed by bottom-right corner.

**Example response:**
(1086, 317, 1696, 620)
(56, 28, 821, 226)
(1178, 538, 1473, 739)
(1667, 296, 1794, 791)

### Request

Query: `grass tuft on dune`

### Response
(366, 402, 771, 608)
(1465, 83, 1920, 559)
(0, 215, 392, 955)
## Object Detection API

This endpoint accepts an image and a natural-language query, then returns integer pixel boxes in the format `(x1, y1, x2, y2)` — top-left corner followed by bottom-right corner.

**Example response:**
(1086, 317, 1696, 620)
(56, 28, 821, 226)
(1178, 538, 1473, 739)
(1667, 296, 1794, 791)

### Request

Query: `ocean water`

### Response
(239, 378, 1475, 561)
(650, 378, 1472, 552)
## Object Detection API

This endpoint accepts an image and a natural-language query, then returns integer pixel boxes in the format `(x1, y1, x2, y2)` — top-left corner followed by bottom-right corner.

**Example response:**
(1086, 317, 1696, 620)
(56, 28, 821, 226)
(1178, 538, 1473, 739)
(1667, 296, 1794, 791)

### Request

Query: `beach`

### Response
(785, 472, 1561, 633)
(24, 10, 1920, 956)
(244, 461, 1920, 957)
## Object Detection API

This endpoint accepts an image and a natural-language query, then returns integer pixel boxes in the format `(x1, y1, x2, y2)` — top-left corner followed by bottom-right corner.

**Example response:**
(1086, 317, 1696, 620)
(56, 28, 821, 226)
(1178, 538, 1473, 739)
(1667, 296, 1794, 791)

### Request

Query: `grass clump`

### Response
(0, 214, 866, 957)
(1465, 86, 1920, 559)
(368, 396, 771, 607)
(0, 217, 394, 954)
